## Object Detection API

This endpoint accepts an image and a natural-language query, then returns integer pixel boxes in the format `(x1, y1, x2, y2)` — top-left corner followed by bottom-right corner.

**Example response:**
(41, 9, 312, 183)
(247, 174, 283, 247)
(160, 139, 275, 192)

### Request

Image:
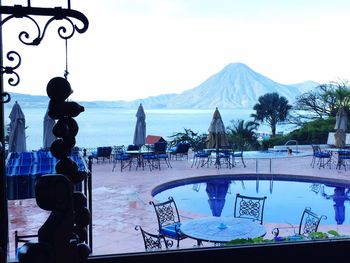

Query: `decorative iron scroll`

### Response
(0, 5, 89, 43)
(0, 51, 21, 87)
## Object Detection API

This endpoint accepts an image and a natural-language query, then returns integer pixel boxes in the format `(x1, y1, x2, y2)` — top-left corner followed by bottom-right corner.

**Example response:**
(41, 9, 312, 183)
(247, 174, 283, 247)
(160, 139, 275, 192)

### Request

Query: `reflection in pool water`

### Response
(153, 176, 350, 225)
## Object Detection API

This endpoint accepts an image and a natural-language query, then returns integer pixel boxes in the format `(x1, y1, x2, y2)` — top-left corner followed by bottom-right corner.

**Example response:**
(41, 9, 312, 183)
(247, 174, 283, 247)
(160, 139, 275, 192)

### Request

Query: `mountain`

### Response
(6, 63, 318, 109)
(290, 80, 320, 94)
(167, 63, 302, 109)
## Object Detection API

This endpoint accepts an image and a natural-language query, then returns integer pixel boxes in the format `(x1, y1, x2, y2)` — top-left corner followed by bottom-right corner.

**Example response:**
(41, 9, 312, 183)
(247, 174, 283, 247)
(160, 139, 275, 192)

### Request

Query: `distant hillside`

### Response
(290, 80, 320, 94)
(6, 63, 320, 109)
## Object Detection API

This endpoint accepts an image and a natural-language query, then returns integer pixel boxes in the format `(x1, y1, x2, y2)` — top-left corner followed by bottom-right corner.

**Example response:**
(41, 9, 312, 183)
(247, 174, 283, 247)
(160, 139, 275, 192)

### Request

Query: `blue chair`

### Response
(112, 146, 132, 172)
(191, 150, 210, 168)
(169, 142, 191, 160)
(336, 150, 350, 170)
(91, 146, 112, 163)
(149, 197, 188, 248)
(154, 142, 172, 169)
(311, 145, 331, 169)
(231, 149, 246, 168)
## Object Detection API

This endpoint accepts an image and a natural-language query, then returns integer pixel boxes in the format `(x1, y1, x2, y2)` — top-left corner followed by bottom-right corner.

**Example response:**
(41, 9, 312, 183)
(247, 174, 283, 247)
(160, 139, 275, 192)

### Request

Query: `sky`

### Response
(2, 0, 350, 101)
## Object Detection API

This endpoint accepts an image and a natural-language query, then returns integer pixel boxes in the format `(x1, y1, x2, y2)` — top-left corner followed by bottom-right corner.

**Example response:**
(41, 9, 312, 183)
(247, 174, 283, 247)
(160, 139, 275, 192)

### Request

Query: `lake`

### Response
(4, 106, 295, 150)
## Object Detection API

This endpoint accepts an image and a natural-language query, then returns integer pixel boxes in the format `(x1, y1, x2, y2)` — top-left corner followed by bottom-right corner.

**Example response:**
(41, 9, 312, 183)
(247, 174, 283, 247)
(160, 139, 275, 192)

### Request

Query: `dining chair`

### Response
(272, 207, 327, 238)
(191, 150, 210, 168)
(149, 197, 188, 247)
(234, 193, 267, 224)
(154, 141, 172, 169)
(112, 145, 132, 172)
(310, 145, 331, 169)
(231, 149, 246, 168)
(135, 225, 173, 251)
(336, 150, 350, 171)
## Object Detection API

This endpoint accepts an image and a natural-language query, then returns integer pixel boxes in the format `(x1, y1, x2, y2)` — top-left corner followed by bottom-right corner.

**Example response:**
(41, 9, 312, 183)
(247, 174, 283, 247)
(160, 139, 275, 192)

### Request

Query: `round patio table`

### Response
(180, 217, 266, 244)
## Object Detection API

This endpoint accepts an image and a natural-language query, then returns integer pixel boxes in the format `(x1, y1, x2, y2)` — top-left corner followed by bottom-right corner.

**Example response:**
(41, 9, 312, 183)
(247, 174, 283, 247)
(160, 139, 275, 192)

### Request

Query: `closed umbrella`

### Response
(133, 104, 146, 146)
(43, 108, 56, 149)
(207, 108, 229, 166)
(333, 187, 347, 225)
(334, 106, 347, 148)
(206, 179, 230, 217)
(8, 101, 27, 152)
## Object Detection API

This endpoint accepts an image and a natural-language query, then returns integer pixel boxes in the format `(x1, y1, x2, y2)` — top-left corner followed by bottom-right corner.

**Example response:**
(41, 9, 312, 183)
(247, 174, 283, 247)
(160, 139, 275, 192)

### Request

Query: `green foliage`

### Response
(327, 230, 340, 237)
(168, 128, 207, 151)
(288, 118, 335, 144)
(226, 119, 260, 150)
(226, 230, 344, 247)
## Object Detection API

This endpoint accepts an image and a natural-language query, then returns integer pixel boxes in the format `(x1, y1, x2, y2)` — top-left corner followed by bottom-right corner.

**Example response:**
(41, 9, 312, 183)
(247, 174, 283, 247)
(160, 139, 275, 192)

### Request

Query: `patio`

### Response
(7, 150, 350, 260)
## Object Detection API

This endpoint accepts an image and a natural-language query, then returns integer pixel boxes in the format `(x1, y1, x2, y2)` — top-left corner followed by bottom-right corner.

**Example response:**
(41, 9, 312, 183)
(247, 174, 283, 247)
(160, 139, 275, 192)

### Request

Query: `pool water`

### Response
(154, 177, 350, 225)
(242, 150, 310, 159)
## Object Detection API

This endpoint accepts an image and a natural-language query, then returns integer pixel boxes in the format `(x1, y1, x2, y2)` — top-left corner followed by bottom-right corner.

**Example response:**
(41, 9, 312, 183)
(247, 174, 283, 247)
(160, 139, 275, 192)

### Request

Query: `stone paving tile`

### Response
(7, 153, 350, 259)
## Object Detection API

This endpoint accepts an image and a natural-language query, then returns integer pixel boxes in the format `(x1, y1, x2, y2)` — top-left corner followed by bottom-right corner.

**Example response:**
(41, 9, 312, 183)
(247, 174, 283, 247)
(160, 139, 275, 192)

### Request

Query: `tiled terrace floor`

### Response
(7, 151, 350, 260)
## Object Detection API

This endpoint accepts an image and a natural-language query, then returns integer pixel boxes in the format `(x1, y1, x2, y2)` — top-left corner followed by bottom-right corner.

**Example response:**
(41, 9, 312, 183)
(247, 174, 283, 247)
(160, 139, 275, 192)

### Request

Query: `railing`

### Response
(285, 140, 299, 153)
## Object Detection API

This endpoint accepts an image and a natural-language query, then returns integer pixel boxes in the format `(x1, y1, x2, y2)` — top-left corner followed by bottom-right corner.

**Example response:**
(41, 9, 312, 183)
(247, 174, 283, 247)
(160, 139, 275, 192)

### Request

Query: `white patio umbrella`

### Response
(334, 106, 348, 148)
(43, 108, 56, 149)
(8, 101, 27, 152)
(133, 104, 146, 146)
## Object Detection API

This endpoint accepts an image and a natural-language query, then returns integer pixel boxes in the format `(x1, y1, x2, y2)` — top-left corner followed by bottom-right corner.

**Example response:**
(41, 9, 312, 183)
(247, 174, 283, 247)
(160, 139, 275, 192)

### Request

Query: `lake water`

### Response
(4, 106, 294, 150)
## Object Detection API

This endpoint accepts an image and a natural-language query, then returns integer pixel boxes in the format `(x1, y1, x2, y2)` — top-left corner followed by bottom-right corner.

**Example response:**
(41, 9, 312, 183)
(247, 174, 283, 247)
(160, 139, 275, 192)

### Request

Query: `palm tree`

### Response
(251, 92, 292, 136)
(226, 119, 259, 150)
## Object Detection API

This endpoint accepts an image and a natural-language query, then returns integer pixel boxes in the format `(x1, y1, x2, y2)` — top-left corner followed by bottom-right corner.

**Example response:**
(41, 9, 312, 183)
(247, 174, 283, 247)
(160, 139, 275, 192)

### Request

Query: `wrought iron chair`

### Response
(234, 193, 267, 224)
(310, 145, 331, 169)
(218, 149, 232, 168)
(149, 197, 188, 247)
(135, 225, 173, 251)
(154, 141, 172, 169)
(112, 145, 132, 172)
(14, 231, 38, 259)
(272, 207, 327, 238)
(231, 149, 246, 168)
(191, 150, 210, 168)
(336, 150, 350, 171)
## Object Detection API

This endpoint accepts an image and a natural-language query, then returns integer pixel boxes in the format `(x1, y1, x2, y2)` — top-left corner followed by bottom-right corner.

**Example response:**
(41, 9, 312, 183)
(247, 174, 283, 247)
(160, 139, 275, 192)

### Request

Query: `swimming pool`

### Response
(242, 150, 311, 159)
(153, 175, 350, 225)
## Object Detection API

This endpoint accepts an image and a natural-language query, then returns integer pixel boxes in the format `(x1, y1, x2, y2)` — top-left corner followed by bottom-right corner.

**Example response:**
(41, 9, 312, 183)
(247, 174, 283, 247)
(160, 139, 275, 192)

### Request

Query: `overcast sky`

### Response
(2, 0, 350, 101)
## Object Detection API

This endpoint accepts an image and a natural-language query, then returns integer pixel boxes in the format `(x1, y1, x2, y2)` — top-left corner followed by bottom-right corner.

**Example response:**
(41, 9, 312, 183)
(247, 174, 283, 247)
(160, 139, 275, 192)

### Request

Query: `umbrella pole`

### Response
(215, 136, 220, 168)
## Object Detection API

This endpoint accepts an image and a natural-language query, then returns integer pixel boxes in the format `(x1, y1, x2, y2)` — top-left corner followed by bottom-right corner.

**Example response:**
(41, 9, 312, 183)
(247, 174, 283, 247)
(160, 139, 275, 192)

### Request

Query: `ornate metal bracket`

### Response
(0, 3, 89, 103)
(0, 5, 88, 44)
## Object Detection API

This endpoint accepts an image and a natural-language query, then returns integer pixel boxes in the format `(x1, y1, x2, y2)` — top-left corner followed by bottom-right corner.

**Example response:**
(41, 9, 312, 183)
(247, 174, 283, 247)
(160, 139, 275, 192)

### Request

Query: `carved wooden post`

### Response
(18, 77, 90, 263)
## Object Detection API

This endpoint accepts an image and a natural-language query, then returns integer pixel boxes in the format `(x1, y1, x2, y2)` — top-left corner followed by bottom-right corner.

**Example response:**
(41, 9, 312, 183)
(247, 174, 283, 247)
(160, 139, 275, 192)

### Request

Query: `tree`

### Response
(226, 119, 259, 150)
(251, 92, 292, 137)
(293, 81, 350, 121)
